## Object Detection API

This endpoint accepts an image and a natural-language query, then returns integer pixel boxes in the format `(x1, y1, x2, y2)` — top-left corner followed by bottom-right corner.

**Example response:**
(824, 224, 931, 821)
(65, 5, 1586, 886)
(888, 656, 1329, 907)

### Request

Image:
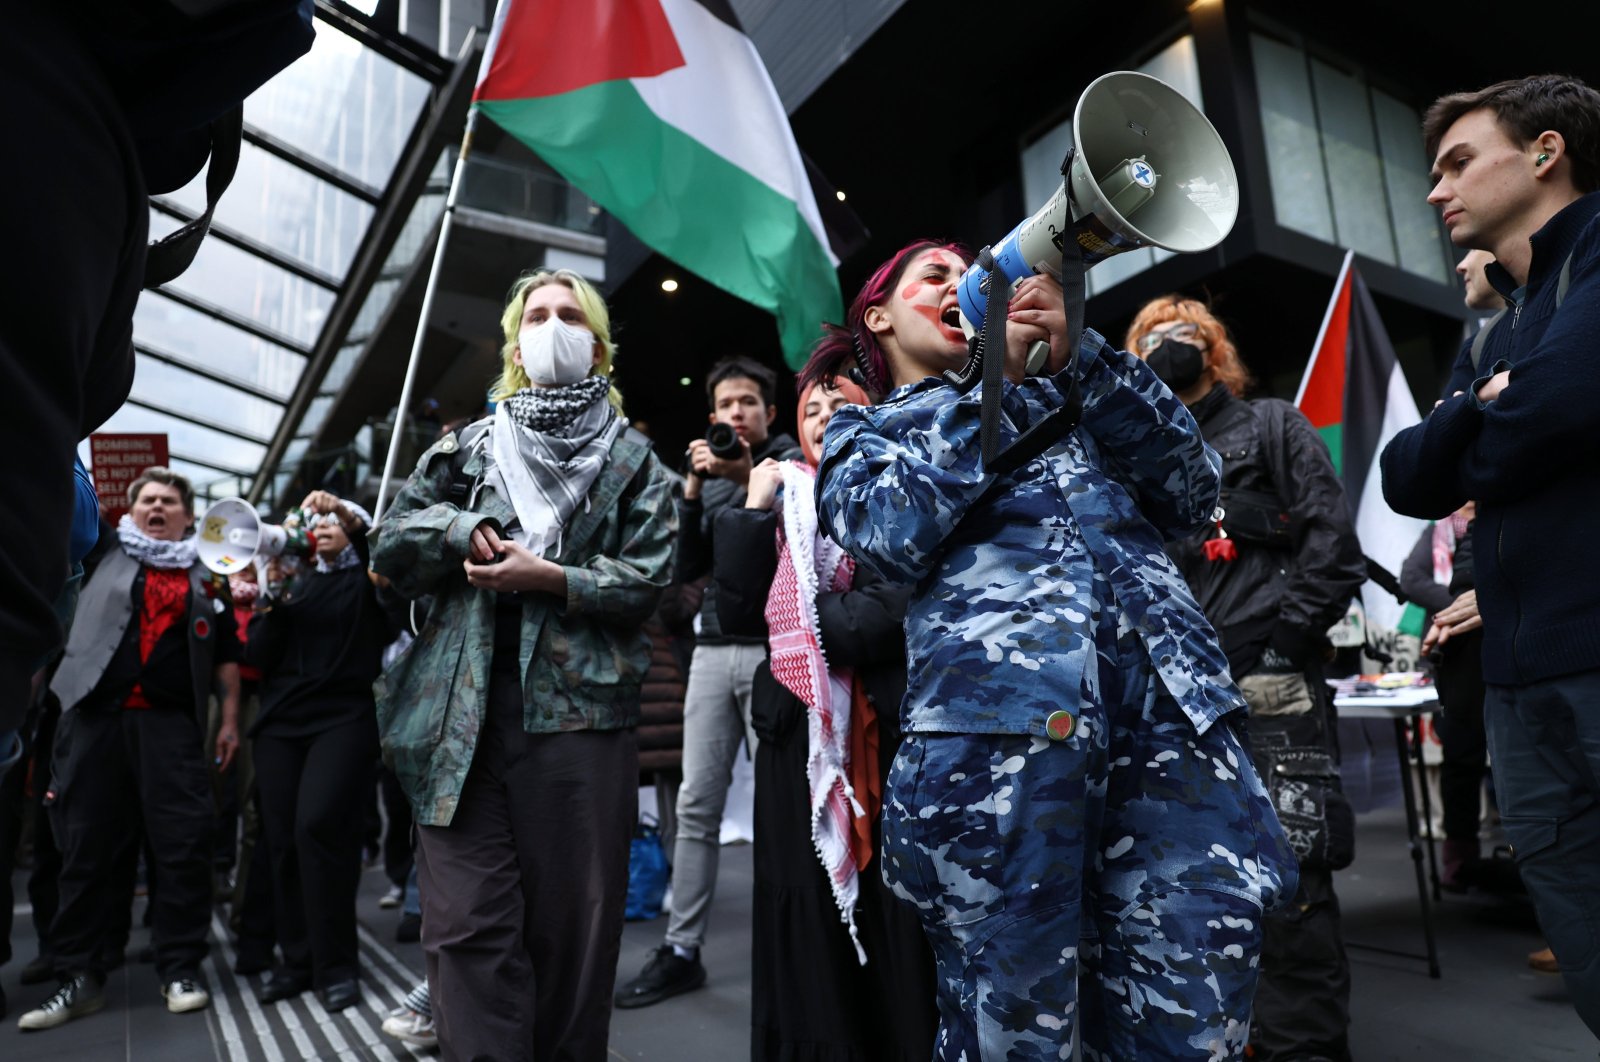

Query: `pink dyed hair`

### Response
(796, 239, 973, 399)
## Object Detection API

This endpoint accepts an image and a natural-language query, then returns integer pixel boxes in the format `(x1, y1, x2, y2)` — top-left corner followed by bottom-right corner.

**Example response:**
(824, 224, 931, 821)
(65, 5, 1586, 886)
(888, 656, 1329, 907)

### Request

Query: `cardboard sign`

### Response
(90, 433, 170, 520)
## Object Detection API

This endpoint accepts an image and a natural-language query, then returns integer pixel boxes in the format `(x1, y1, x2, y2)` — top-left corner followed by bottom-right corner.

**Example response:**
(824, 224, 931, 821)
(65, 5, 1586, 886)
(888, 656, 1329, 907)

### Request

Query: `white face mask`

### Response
(518, 318, 596, 386)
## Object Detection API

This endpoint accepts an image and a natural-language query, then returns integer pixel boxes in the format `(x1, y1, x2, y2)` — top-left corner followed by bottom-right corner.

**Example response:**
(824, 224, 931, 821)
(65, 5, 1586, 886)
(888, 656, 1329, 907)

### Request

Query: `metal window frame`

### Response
(135, 343, 291, 406)
(249, 32, 483, 505)
(122, 395, 274, 448)
(242, 124, 385, 205)
(150, 197, 343, 292)
(314, 0, 453, 85)
(169, 450, 258, 480)
(148, 287, 314, 357)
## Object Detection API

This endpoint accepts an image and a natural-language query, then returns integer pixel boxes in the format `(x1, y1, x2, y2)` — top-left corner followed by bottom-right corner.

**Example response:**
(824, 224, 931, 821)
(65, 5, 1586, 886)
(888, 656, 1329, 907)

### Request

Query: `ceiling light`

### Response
(661, 278, 679, 293)
(835, 190, 847, 201)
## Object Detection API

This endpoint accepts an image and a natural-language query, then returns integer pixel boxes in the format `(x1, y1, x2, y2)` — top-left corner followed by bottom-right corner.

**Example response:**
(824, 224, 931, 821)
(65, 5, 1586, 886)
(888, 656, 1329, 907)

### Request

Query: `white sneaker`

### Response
(162, 978, 210, 1014)
(379, 884, 404, 909)
(18, 975, 105, 1031)
(381, 1006, 437, 1048)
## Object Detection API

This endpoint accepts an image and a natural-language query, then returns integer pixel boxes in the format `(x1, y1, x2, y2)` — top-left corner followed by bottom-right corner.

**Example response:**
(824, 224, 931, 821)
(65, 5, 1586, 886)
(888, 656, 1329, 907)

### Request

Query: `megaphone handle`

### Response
(976, 251, 1007, 469)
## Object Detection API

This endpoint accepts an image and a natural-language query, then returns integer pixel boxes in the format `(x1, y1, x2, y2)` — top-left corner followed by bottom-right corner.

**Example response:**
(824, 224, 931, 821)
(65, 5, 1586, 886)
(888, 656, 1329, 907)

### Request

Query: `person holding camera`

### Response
(616, 356, 802, 1009)
(371, 269, 676, 1060)
(815, 239, 1292, 1060)
(1127, 296, 1366, 1062)
(244, 490, 388, 1012)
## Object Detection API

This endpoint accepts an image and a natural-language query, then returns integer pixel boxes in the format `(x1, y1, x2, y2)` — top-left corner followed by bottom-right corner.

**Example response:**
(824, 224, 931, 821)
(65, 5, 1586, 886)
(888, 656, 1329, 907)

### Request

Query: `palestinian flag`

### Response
(1294, 250, 1426, 633)
(472, 0, 841, 366)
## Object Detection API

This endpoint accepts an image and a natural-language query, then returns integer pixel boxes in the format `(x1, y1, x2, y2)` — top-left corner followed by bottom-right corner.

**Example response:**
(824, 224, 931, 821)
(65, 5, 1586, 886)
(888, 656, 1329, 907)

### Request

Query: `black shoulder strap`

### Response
(144, 107, 244, 289)
(445, 422, 492, 508)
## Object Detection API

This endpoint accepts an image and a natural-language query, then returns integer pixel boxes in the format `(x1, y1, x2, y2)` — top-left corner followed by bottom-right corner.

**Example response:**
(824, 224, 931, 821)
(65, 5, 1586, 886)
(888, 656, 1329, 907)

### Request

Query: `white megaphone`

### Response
(196, 497, 313, 575)
(955, 70, 1239, 373)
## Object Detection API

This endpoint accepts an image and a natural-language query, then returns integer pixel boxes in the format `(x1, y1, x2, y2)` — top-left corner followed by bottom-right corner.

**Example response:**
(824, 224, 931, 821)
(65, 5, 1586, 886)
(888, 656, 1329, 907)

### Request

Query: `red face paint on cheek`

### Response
(899, 280, 924, 302)
(909, 304, 942, 328)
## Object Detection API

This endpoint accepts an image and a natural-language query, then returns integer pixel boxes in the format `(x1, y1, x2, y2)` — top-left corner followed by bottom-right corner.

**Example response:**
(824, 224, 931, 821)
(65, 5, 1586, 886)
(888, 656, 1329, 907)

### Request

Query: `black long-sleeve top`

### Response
(246, 534, 390, 737)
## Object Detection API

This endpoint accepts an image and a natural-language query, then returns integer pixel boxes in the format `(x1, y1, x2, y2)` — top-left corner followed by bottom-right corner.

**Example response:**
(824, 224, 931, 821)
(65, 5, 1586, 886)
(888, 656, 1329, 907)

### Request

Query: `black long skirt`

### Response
(749, 668, 938, 1062)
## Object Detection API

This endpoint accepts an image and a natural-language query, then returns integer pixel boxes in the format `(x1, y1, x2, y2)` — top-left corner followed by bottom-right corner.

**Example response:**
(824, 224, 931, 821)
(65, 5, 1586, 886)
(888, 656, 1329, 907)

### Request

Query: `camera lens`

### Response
(706, 422, 743, 461)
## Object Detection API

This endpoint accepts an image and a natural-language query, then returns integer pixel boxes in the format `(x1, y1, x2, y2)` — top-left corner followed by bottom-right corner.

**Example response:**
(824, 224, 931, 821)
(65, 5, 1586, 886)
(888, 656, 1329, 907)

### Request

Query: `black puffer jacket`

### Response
(1168, 384, 1367, 676)
(710, 505, 911, 734)
(677, 432, 803, 644)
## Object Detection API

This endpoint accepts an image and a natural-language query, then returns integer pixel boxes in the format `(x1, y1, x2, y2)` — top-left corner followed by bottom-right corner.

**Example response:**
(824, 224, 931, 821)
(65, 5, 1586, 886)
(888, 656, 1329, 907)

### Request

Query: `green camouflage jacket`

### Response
(370, 420, 676, 826)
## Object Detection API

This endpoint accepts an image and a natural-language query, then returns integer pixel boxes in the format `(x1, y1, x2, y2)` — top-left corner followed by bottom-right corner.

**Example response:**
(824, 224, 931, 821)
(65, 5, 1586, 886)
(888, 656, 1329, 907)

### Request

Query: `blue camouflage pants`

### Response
(883, 601, 1294, 1060)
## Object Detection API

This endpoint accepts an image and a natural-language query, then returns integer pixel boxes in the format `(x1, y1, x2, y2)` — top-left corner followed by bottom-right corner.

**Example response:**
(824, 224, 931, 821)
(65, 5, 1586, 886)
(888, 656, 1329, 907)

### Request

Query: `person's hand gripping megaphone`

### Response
(998, 274, 1071, 383)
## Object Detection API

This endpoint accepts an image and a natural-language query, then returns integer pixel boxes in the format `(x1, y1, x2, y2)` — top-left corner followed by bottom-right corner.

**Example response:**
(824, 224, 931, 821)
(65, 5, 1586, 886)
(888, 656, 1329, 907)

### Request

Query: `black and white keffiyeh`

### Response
(117, 514, 198, 570)
(487, 377, 620, 556)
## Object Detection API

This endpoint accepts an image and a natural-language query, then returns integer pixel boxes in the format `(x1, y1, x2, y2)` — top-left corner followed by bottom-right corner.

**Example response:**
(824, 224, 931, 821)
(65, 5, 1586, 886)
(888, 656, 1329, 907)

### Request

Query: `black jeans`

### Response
(253, 713, 377, 988)
(0, 3, 144, 727)
(416, 667, 637, 1062)
(48, 706, 213, 981)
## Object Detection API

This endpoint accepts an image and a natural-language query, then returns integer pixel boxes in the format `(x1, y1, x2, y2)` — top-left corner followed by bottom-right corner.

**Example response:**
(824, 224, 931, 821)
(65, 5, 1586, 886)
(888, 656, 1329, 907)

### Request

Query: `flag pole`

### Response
(373, 106, 481, 523)
(1293, 248, 1356, 408)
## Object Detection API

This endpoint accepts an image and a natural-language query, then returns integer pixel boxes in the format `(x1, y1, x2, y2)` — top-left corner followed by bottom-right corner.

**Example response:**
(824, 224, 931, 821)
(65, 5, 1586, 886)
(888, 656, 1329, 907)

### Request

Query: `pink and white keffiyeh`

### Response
(763, 459, 868, 963)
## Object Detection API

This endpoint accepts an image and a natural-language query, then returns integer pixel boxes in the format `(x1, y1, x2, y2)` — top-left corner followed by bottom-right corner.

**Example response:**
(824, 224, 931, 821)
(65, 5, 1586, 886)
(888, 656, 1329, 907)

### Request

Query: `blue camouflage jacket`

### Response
(816, 330, 1245, 739)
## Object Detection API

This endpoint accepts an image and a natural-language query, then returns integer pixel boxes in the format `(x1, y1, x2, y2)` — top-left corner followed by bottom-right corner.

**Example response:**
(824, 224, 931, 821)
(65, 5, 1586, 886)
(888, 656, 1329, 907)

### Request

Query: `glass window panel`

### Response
(89, 405, 267, 473)
(1252, 33, 1335, 243)
(130, 354, 287, 442)
(1309, 59, 1396, 264)
(151, 208, 334, 346)
(245, 29, 432, 188)
(133, 294, 302, 399)
(1141, 35, 1204, 111)
(1372, 90, 1452, 283)
(166, 143, 374, 276)
(177, 465, 250, 504)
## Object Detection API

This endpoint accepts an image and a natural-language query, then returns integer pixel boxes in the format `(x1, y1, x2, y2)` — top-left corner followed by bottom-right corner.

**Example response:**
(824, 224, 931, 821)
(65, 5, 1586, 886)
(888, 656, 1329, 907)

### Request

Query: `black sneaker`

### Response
(17, 974, 106, 1031)
(613, 945, 706, 1009)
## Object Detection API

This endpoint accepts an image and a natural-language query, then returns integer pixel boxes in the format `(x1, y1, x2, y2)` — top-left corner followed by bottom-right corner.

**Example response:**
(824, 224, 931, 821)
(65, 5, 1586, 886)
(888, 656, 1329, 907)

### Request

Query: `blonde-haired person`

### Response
(370, 268, 677, 1061)
(1125, 295, 1367, 1062)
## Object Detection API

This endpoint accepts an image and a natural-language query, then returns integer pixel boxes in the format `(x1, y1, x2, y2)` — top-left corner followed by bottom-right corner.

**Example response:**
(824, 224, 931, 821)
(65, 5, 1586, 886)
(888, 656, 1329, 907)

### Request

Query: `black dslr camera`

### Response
(682, 422, 746, 478)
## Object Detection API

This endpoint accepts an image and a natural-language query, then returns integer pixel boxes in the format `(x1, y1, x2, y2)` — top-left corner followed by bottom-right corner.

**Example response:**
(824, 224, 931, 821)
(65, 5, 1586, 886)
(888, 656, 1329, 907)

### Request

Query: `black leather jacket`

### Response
(1168, 385, 1367, 676)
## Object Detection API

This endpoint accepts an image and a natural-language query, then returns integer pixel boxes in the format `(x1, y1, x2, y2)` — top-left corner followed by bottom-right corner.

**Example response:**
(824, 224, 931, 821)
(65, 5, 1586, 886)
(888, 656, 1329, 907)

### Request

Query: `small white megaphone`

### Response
(196, 497, 313, 575)
(955, 70, 1239, 372)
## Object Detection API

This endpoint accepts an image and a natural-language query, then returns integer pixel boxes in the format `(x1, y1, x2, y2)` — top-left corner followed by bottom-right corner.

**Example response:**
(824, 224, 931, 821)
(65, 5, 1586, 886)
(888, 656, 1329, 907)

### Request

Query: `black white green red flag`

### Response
(472, 0, 841, 367)
(1294, 250, 1426, 632)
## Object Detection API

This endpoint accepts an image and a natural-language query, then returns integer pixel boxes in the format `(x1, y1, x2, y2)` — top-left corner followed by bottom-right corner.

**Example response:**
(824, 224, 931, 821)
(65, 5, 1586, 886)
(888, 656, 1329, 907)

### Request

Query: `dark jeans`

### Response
(0, 2, 144, 727)
(416, 668, 636, 1062)
(1485, 668, 1600, 1037)
(254, 713, 377, 987)
(48, 706, 213, 981)
(1436, 630, 1488, 846)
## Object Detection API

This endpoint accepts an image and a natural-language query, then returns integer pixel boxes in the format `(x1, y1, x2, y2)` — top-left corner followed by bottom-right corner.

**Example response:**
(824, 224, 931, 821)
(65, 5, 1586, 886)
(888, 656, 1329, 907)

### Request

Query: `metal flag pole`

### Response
(372, 105, 480, 523)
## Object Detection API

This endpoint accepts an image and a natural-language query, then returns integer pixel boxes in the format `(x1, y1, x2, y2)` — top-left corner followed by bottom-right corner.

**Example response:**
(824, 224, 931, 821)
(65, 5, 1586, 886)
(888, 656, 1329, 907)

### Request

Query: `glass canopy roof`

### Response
(79, 4, 443, 510)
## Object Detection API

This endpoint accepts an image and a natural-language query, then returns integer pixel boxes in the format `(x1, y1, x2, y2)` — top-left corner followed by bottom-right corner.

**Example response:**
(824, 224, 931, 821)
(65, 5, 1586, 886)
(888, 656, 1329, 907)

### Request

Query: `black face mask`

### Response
(1145, 338, 1206, 391)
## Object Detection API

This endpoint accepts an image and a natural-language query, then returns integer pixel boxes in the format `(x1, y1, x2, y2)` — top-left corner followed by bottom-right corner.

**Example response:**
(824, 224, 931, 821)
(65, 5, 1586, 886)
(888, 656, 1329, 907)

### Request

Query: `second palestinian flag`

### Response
(1295, 250, 1427, 633)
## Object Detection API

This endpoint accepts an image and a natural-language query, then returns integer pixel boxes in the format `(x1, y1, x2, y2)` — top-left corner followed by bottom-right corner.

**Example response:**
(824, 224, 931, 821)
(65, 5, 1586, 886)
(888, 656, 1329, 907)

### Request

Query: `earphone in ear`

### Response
(1537, 153, 1551, 165)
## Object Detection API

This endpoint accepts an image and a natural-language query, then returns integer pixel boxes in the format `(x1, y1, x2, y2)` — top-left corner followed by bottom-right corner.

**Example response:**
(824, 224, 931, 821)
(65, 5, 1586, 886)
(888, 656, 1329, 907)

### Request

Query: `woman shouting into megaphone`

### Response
(812, 239, 1294, 1061)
